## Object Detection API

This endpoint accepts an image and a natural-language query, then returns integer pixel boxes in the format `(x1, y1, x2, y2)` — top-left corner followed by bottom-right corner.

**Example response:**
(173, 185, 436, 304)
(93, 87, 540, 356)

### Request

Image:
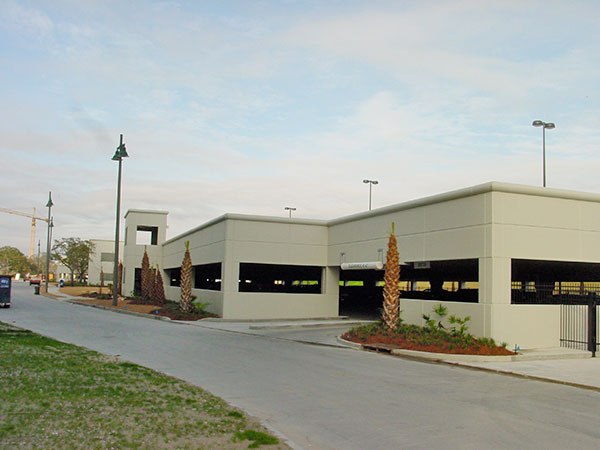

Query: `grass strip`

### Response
(0, 321, 285, 450)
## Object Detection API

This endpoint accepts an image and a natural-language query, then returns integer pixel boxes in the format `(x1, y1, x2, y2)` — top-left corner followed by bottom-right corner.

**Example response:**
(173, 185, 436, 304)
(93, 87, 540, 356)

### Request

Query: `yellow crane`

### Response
(0, 207, 50, 258)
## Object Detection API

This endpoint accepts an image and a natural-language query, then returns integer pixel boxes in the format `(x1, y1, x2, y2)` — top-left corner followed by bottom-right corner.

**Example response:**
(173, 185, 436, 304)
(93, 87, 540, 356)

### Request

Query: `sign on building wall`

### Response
(341, 261, 384, 271)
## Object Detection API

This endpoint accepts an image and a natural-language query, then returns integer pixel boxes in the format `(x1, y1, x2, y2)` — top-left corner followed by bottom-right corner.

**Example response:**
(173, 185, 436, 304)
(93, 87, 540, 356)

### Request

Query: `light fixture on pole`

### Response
(363, 179, 379, 211)
(44, 192, 53, 293)
(112, 134, 129, 306)
(532, 120, 555, 187)
(284, 206, 296, 218)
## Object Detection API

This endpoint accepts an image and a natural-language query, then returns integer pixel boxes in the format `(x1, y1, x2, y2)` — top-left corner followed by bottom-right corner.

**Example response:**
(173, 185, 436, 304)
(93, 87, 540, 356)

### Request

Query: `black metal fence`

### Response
(560, 302, 599, 355)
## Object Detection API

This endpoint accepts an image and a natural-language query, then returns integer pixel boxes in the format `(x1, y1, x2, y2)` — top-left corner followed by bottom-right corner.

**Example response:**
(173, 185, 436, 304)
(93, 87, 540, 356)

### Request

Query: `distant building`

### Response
(56, 239, 123, 284)
(87, 239, 124, 285)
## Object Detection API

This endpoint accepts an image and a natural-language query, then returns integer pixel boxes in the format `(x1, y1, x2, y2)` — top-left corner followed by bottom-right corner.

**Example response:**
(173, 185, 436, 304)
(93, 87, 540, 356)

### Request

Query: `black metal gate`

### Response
(561, 295, 598, 356)
(512, 283, 599, 356)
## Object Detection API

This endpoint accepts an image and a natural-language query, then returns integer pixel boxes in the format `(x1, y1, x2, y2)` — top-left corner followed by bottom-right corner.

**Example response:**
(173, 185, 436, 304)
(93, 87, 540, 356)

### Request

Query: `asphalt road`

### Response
(3, 282, 600, 449)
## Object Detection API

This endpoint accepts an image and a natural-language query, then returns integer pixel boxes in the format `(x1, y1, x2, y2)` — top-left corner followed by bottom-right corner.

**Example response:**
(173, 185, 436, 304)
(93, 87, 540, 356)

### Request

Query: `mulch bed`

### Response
(343, 327, 516, 356)
(127, 299, 216, 321)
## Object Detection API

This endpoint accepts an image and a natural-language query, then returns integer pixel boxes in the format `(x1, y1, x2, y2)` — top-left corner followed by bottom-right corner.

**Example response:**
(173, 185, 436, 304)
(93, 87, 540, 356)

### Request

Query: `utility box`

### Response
(0, 275, 11, 307)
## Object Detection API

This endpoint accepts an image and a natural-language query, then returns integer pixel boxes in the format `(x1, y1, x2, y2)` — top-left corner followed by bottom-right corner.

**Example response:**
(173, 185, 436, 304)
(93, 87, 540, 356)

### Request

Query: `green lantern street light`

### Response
(45, 192, 53, 293)
(112, 134, 129, 306)
(532, 120, 555, 187)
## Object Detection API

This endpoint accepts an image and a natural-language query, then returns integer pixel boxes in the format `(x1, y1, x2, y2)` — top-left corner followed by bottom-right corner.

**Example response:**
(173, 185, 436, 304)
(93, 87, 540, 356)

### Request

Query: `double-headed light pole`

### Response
(532, 120, 555, 187)
(363, 179, 378, 211)
(112, 134, 129, 306)
(284, 206, 296, 218)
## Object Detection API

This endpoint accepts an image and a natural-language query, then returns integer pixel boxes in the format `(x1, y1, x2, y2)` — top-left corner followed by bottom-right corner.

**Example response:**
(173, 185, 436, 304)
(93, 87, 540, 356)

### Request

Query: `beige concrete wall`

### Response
(162, 220, 227, 270)
(328, 192, 492, 266)
(400, 298, 489, 338)
(163, 285, 224, 317)
(489, 304, 560, 349)
(222, 292, 338, 320)
(228, 219, 328, 265)
(491, 191, 600, 262)
(400, 298, 559, 349)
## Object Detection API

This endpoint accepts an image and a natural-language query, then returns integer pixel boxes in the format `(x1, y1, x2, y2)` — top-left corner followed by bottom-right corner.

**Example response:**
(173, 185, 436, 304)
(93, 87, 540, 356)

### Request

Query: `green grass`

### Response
(0, 321, 284, 450)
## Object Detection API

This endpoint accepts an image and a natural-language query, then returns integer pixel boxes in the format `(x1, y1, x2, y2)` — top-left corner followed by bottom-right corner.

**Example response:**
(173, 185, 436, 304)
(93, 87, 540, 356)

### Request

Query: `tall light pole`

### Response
(363, 179, 378, 211)
(44, 192, 53, 293)
(284, 206, 296, 218)
(532, 120, 555, 187)
(112, 134, 129, 306)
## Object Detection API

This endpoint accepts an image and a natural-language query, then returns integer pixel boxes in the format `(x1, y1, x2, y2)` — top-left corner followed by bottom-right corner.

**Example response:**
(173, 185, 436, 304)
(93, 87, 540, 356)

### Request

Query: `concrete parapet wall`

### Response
(400, 298, 560, 349)
(222, 292, 338, 320)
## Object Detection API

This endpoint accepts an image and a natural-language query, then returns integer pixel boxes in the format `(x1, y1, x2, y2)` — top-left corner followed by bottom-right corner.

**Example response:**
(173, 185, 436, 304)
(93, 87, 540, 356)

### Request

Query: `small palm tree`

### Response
(148, 266, 156, 303)
(153, 265, 166, 305)
(117, 262, 123, 296)
(140, 247, 151, 301)
(382, 222, 401, 330)
(99, 267, 105, 296)
(180, 241, 193, 313)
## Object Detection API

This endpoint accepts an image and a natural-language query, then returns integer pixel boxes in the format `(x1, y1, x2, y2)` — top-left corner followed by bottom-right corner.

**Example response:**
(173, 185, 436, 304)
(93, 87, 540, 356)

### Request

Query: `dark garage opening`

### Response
(194, 263, 222, 291)
(339, 259, 479, 319)
(238, 263, 322, 294)
(512, 259, 600, 304)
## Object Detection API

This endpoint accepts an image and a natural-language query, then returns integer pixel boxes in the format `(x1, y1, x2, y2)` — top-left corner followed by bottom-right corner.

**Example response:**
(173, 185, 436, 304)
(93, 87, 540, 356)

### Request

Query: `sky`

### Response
(1, 0, 600, 255)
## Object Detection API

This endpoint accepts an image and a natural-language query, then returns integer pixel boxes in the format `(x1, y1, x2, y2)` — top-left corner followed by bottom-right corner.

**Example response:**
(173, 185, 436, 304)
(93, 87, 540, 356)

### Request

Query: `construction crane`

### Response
(0, 207, 49, 258)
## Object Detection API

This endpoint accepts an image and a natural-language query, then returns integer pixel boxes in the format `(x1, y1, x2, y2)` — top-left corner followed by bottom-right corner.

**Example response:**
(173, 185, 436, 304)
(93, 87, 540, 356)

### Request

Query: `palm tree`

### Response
(99, 267, 105, 296)
(180, 241, 193, 313)
(117, 262, 123, 296)
(148, 266, 156, 303)
(140, 247, 151, 302)
(382, 223, 401, 330)
(153, 265, 166, 305)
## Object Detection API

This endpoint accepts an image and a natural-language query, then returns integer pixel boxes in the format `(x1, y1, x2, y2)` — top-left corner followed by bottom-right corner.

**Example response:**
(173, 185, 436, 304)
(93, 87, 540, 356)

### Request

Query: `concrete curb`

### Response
(249, 320, 375, 330)
(201, 316, 351, 323)
(387, 347, 592, 363)
(336, 336, 362, 349)
(337, 336, 592, 363)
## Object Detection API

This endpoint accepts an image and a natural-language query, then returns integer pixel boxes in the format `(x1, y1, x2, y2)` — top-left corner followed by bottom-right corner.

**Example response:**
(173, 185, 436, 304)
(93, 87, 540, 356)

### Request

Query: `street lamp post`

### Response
(112, 134, 129, 306)
(44, 192, 53, 293)
(363, 179, 379, 211)
(532, 120, 555, 187)
(284, 206, 296, 218)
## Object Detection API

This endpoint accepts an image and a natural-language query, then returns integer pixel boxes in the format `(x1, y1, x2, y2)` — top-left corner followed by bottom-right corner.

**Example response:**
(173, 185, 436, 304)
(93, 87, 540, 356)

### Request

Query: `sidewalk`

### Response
(43, 286, 600, 391)
(460, 353, 600, 390)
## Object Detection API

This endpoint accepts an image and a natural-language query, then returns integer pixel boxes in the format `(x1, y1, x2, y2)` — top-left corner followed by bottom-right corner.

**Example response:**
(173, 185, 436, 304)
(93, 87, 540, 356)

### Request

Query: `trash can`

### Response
(0, 275, 11, 308)
(34, 285, 40, 295)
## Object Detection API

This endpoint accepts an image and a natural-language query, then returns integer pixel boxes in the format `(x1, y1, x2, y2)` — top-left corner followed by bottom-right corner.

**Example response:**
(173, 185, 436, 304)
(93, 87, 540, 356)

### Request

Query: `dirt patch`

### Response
(63, 288, 214, 321)
(69, 297, 165, 316)
(59, 286, 105, 297)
